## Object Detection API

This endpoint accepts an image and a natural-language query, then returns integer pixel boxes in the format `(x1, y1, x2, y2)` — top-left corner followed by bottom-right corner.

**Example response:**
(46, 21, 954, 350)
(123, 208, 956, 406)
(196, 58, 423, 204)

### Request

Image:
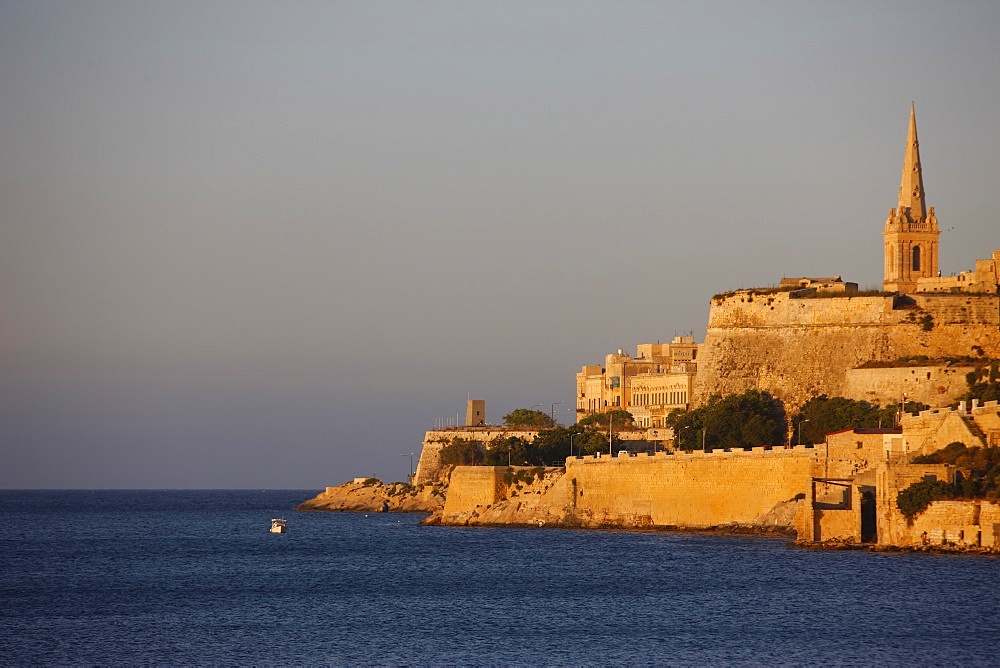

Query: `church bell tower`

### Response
(883, 104, 940, 293)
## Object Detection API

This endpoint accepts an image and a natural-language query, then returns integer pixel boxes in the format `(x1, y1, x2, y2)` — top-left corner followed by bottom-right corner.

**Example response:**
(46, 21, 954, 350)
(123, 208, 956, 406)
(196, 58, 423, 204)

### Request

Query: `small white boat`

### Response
(270, 518, 287, 534)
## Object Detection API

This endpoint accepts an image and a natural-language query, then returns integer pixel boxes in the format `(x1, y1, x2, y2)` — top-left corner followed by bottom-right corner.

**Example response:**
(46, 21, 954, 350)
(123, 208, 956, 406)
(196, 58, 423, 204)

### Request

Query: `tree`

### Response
(577, 409, 635, 430)
(438, 438, 484, 466)
(484, 436, 531, 466)
(911, 442, 1000, 501)
(666, 390, 786, 451)
(503, 408, 555, 428)
(791, 395, 930, 445)
(957, 361, 1000, 406)
(897, 479, 957, 520)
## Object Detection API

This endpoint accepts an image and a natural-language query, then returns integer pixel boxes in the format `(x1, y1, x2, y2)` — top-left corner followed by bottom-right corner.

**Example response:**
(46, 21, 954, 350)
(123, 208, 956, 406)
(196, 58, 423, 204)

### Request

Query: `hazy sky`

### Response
(2, 0, 999, 488)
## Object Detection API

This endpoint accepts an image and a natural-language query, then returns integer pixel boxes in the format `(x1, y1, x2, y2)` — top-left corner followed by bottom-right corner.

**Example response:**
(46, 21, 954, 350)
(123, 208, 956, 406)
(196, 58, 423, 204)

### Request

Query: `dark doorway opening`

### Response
(861, 488, 877, 543)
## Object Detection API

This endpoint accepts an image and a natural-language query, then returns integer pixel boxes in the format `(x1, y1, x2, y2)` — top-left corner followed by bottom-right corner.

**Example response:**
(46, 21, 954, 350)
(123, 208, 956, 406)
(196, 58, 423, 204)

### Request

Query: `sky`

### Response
(2, 0, 999, 489)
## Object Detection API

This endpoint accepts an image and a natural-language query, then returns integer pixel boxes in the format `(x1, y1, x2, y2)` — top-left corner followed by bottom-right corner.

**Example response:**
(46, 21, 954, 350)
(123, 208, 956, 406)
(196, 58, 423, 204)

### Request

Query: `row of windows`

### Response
(630, 391, 687, 407)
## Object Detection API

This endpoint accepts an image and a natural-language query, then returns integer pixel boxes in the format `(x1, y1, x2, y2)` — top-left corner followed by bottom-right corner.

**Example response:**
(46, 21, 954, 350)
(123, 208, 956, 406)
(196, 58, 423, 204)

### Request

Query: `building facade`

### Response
(575, 336, 698, 428)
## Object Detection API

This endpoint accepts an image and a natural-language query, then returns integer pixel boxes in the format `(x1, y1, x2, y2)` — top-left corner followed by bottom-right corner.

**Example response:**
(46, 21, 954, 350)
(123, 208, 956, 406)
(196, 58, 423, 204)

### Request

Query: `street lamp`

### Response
(798, 419, 810, 445)
(551, 401, 563, 423)
(399, 453, 415, 480)
(608, 413, 613, 455)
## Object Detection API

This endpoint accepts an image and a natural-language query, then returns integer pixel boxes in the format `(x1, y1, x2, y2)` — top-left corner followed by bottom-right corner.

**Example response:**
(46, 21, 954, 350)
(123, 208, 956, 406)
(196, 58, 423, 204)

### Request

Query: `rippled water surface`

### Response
(2, 490, 998, 665)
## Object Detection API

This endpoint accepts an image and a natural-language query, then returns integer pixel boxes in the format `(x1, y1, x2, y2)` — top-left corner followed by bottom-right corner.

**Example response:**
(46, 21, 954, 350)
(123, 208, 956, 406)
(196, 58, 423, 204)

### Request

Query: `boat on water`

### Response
(270, 518, 287, 534)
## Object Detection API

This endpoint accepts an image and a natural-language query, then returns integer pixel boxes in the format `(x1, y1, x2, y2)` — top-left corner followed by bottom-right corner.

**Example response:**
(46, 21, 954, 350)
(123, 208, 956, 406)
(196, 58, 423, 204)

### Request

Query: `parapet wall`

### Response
(695, 291, 1000, 410)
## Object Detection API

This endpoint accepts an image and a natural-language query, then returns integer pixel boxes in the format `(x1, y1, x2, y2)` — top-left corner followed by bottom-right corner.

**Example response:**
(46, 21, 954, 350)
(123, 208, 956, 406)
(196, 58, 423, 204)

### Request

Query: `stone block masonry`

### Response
(694, 291, 1000, 411)
(566, 447, 816, 528)
(440, 446, 820, 530)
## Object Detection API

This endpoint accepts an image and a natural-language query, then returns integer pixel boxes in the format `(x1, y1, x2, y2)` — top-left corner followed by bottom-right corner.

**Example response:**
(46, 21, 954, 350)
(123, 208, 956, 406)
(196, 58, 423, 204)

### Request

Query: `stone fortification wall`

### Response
(440, 446, 819, 531)
(899, 401, 1000, 453)
(900, 408, 983, 455)
(843, 365, 972, 408)
(413, 427, 653, 485)
(413, 428, 540, 485)
(566, 448, 816, 528)
(902, 500, 1000, 548)
(442, 467, 507, 516)
(694, 291, 1000, 411)
(875, 462, 954, 546)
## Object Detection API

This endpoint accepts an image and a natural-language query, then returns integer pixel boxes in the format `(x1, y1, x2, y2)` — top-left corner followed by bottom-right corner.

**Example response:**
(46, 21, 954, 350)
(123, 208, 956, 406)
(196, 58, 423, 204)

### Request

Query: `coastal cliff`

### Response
(296, 479, 446, 514)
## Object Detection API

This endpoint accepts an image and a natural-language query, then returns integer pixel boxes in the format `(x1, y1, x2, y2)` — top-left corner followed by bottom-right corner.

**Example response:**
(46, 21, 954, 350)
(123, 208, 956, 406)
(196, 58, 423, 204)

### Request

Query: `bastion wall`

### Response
(565, 448, 816, 527)
(413, 428, 541, 485)
(694, 291, 1000, 411)
(441, 446, 819, 530)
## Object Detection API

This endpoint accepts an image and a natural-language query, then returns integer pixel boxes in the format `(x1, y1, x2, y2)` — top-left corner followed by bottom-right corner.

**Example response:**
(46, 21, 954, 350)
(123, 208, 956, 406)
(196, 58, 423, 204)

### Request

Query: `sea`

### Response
(2, 490, 997, 666)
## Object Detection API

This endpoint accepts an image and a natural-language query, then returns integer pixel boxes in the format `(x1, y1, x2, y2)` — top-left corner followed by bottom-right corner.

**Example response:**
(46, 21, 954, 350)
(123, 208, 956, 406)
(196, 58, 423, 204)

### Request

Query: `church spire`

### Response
(897, 102, 926, 221)
(883, 103, 939, 293)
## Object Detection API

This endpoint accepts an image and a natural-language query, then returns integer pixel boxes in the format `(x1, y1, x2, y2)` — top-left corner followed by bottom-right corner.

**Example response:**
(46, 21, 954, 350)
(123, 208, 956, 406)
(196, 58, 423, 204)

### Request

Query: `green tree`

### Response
(484, 436, 532, 466)
(792, 395, 930, 445)
(667, 390, 786, 451)
(438, 438, 485, 466)
(896, 478, 957, 520)
(503, 408, 555, 428)
(911, 442, 1000, 501)
(569, 429, 613, 456)
(957, 361, 1000, 406)
(577, 409, 635, 430)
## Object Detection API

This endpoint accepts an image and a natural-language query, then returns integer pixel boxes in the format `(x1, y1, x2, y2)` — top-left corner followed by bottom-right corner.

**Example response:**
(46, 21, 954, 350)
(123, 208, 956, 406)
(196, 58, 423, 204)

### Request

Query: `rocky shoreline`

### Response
(295, 479, 446, 514)
(790, 538, 1000, 556)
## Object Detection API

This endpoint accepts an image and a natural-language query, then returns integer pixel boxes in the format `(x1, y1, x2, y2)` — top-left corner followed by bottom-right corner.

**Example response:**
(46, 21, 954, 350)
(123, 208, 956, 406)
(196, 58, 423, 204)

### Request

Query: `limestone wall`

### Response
(971, 400, 1000, 447)
(442, 467, 506, 516)
(564, 447, 816, 528)
(895, 500, 1000, 548)
(843, 365, 973, 408)
(875, 462, 954, 546)
(899, 409, 983, 456)
(413, 428, 541, 485)
(439, 447, 818, 530)
(695, 291, 1000, 411)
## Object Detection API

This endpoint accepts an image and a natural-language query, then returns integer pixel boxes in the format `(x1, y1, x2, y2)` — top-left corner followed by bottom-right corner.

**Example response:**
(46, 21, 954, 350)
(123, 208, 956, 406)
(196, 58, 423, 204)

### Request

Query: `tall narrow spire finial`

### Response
(897, 102, 926, 220)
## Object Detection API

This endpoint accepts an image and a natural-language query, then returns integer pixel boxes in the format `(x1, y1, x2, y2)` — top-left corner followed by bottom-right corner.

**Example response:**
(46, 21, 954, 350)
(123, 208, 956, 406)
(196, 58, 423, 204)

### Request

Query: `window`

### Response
(912, 245, 921, 272)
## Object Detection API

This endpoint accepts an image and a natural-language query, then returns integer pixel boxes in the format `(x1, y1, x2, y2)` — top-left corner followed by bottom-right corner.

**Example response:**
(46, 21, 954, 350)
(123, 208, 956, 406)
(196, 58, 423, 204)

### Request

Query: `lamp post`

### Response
(798, 419, 810, 445)
(399, 453, 415, 480)
(702, 427, 707, 452)
(550, 401, 563, 424)
(570, 432, 578, 458)
(608, 414, 613, 455)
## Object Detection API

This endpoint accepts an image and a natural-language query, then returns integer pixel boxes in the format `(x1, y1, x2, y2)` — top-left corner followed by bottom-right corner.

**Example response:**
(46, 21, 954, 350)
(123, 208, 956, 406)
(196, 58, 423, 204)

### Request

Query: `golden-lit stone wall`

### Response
(694, 291, 1000, 411)
(564, 447, 816, 527)
(442, 467, 505, 516)
(843, 365, 973, 408)
(413, 428, 540, 485)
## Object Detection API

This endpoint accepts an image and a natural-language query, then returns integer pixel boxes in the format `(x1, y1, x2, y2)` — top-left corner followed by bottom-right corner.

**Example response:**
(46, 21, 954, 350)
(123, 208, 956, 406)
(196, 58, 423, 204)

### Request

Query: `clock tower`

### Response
(883, 104, 940, 293)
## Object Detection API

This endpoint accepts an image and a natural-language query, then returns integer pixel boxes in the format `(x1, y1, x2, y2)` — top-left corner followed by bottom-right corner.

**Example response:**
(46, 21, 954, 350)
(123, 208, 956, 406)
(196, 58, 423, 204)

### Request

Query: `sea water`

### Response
(2, 490, 997, 666)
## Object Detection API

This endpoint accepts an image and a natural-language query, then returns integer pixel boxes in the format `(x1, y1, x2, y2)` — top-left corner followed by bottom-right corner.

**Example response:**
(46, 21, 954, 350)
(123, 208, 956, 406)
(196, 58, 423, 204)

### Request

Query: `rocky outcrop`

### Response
(296, 479, 446, 513)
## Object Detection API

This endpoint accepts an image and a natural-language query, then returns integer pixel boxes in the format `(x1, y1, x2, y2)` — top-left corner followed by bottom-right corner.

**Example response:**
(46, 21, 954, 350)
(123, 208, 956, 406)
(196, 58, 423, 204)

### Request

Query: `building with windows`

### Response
(575, 336, 698, 428)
